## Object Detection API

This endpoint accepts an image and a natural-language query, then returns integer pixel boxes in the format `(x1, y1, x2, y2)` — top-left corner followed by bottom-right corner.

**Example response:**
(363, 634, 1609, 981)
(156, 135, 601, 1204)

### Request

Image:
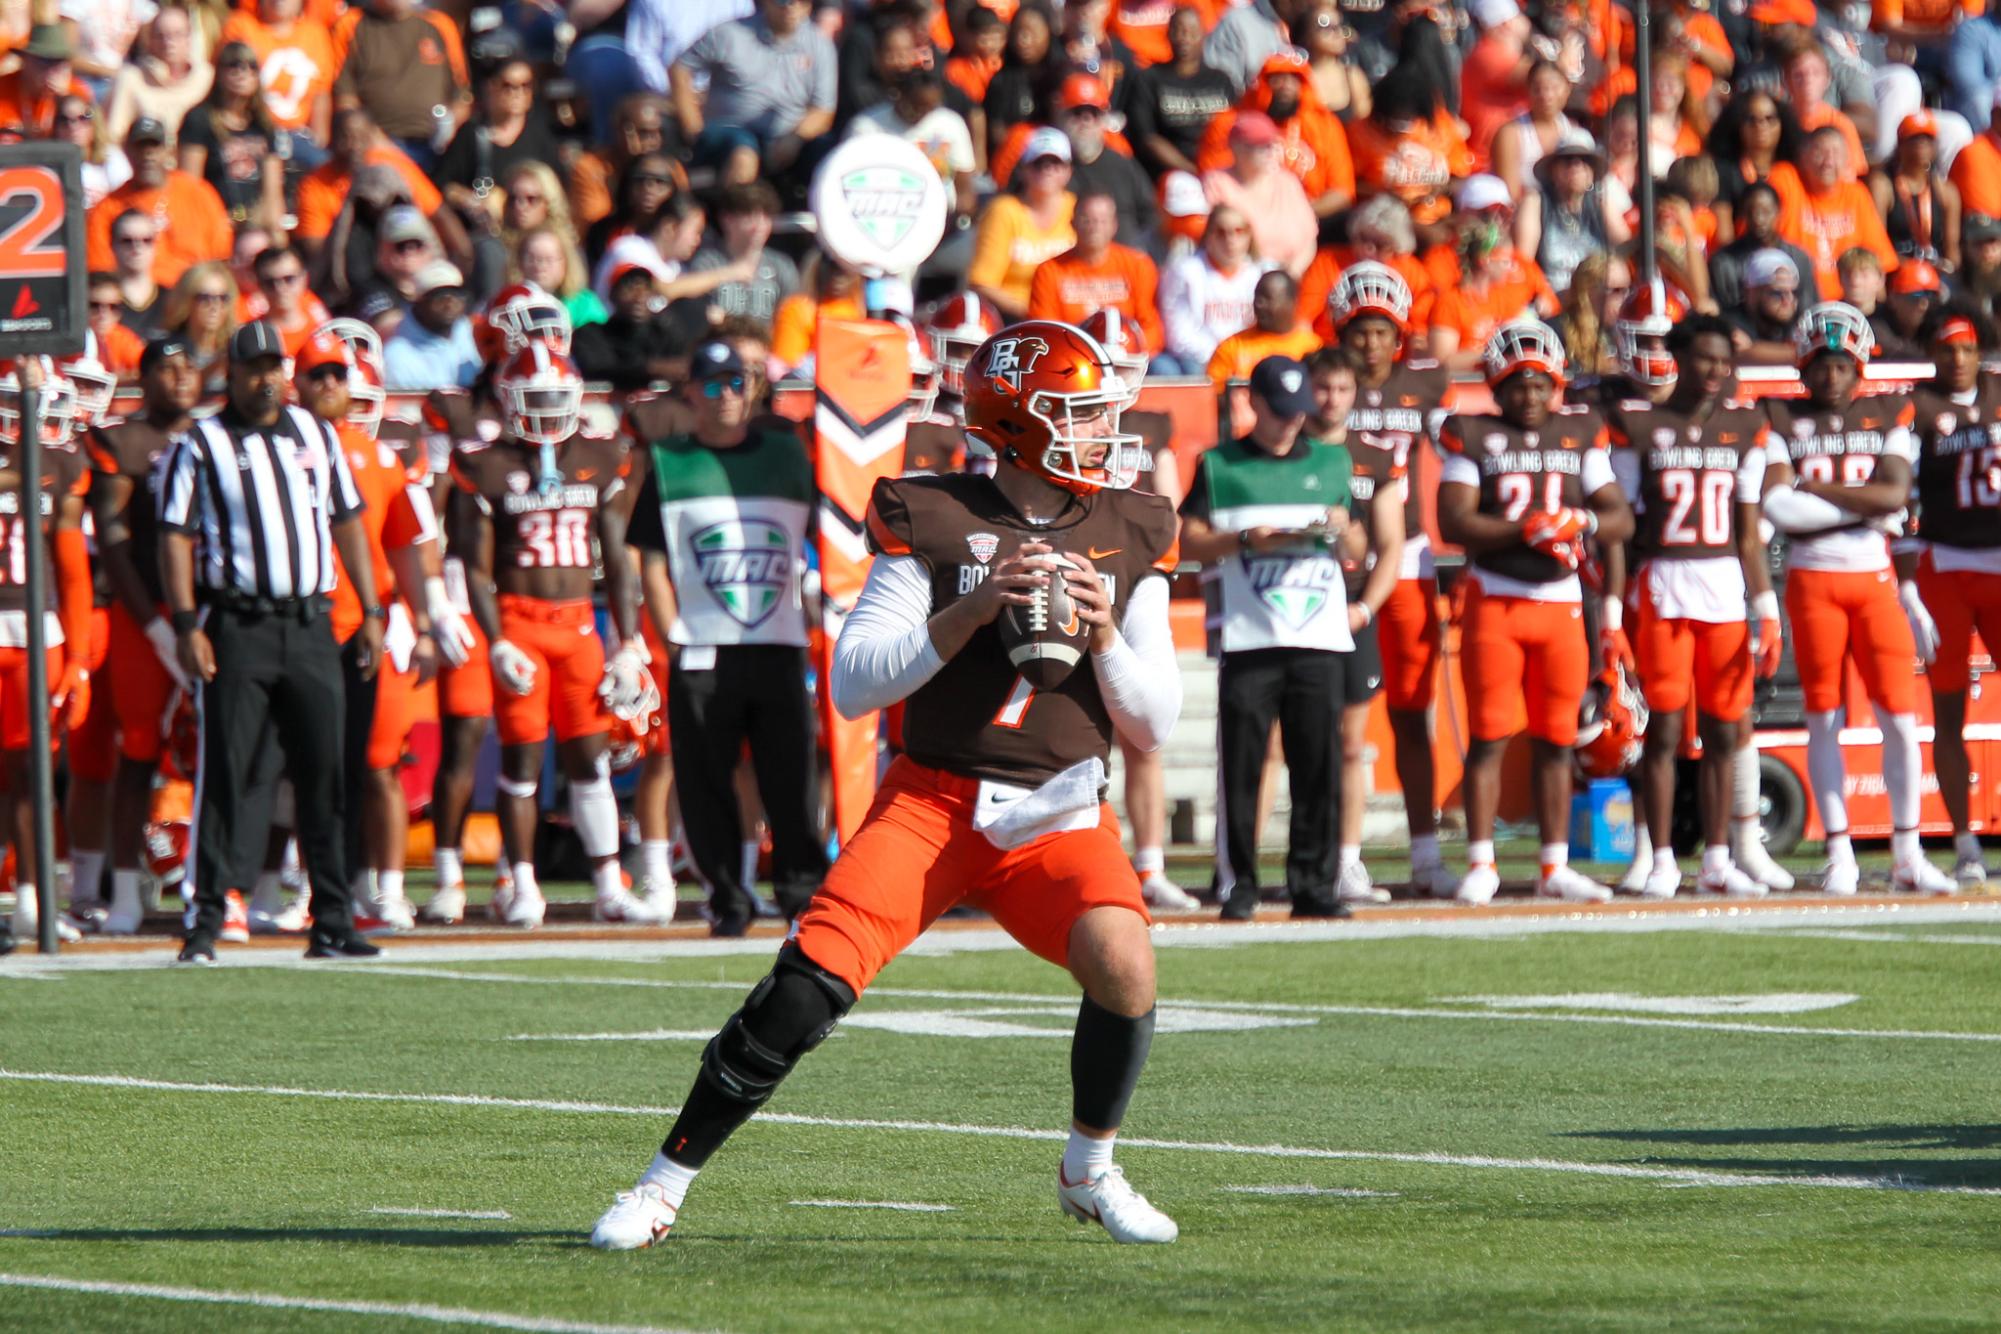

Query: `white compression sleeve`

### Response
(1762, 483, 1855, 534)
(570, 752, 620, 860)
(1805, 709, 1849, 837)
(830, 554, 945, 719)
(1874, 703, 1922, 831)
(1091, 576, 1182, 753)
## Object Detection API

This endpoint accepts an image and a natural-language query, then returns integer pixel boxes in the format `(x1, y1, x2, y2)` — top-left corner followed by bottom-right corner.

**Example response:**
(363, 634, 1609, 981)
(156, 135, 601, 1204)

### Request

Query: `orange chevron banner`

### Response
(814, 317, 911, 842)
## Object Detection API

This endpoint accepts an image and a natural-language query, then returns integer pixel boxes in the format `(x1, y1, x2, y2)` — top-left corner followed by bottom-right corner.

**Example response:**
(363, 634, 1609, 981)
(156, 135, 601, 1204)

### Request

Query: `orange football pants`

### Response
(1633, 596, 1752, 722)
(1785, 567, 1916, 714)
(791, 756, 1151, 996)
(439, 611, 492, 719)
(1459, 581, 1589, 745)
(0, 644, 61, 752)
(367, 649, 419, 771)
(1917, 555, 2001, 694)
(492, 595, 609, 746)
(69, 606, 118, 782)
(1376, 576, 1440, 712)
(108, 603, 178, 765)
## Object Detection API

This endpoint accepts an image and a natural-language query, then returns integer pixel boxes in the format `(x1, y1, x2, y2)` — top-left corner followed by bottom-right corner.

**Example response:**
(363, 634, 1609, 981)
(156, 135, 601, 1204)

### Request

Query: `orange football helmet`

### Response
(1079, 307, 1150, 406)
(925, 292, 1003, 398)
(495, 343, 584, 446)
(484, 281, 573, 359)
(1793, 301, 1874, 367)
(144, 818, 191, 891)
(1482, 319, 1568, 389)
(0, 357, 78, 446)
(162, 690, 199, 783)
(1575, 663, 1648, 779)
(59, 331, 117, 427)
(349, 360, 386, 439)
(962, 320, 1142, 494)
(320, 317, 385, 383)
(605, 673, 663, 772)
(1329, 260, 1414, 334)
(1612, 278, 1689, 387)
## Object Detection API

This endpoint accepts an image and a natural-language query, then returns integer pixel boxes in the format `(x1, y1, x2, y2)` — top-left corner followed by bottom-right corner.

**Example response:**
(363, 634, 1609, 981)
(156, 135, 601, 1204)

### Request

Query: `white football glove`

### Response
(489, 638, 538, 696)
(1898, 580, 1940, 665)
(598, 640, 649, 719)
(143, 616, 192, 692)
(423, 576, 476, 668)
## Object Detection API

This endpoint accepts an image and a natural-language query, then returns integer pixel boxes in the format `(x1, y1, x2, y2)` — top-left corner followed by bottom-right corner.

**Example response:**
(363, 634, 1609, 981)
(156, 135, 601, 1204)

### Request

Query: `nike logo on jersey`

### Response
(1087, 546, 1122, 560)
(577, 468, 598, 481)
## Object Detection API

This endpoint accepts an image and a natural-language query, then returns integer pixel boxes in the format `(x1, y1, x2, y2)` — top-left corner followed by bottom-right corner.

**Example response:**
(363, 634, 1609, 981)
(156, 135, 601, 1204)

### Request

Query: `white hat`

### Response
(1469, 0, 1521, 26)
(1455, 173, 1513, 213)
(1022, 126, 1072, 165)
(1159, 170, 1209, 218)
(412, 260, 467, 298)
(1745, 248, 1799, 290)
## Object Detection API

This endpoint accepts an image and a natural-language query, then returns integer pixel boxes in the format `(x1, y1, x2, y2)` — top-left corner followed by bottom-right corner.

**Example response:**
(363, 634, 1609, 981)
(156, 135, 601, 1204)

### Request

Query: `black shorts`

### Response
(1342, 618, 1383, 705)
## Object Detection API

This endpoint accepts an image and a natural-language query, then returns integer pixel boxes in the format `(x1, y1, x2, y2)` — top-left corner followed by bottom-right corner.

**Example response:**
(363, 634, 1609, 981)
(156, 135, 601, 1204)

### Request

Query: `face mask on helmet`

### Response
(1615, 326, 1675, 386)
(930, 331, 983, 398)
(491, 287, 573, 356)
(0, 368, 78, 447)
(62, 358, 115, 426)
(1020, 381, 1144, 492)
(504, 379, 582, 446)
(1481, 320, 1568, 389)
(907, 351, 940, 422)
(1575, 664, 1648, 779)
(320, 318, 385, 380)
(1792, 301, 1874, 368)
(348, 372, 385, 439)
(1332, 261, 1414, 340)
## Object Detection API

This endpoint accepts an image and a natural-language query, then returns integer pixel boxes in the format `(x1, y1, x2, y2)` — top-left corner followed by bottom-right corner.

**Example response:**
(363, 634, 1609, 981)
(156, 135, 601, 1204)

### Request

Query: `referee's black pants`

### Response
(189, 601, 356, 942)
(666, 645, 828, 924)
(338, 629, 379, 888)
(1216, 647, 1346, 908)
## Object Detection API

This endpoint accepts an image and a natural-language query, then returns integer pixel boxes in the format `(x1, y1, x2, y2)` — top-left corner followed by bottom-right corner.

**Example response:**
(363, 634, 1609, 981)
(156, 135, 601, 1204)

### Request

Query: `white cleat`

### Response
(374, 893, 417, 931)
(504, 882, 547, 929)
(1058, 1165, 1178, 1244)
(1537, 866, 1613, 904)
(1337, 860, 1390, 905)
(1139, 872, 1200, 912)
(420, 884, 466, 925)
(1819, 860, 1860, 897)
(1453, 865, 1500, 906)
(1638, 865, 1682, 901)
(1955, 855, 1991, 892)
(248, 894, 310, 935)
(589, 1183, 678, 1250)
(1696, 863, 1767, 898)
(639, 877, 678, 923)
(1893, 857, 1958, 896)
(1617, 857, 1654, 896)
(487, 878, 515, 924)
(593, 886, 660, 924)
(1735, 833, 1796, 892)
(1416, 860, 1460, 900)
(12, 893, 81, 942)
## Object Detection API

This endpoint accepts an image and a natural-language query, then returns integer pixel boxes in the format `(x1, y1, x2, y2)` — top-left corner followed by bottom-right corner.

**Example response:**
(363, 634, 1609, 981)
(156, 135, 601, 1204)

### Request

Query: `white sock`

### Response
(1892, 828, 1921, 865)
(569, 755, 621, 859)
(13, 884, 35, 929)
(1702, 844, 1732, 875)
(1630, 821, 1654, 865)
(740, 840, 760, 891)
(378, 869, 405, 904)
(638, 1150, 699, 1211)
(250, 871, 285, 915)
(511, 862, 541, 896)
(71, 848, 104, 905)
(351, 868, 377, 904)
(1339, 843, 1361, 869)
(1468, 839, 1495, 868)
(1875, 705, 1922, 833)
(1957, 832, 1984, 863)
(1062, 1127, 1116, 1184)
(641, 839, 673, 886)
(1540, 844, 1569, 876)
(1412, 832, 1441, 867)
(1732, 740, 1762, 820)
(1652, 847, 1676, 873)
(1132, 845, 1164, 875)
(434, 847, 463, 889)
(110, 869, 142, 918)
(1805, 710, 1850, 846)
(1826, 832, 1855, 866)
(592, 860, 626, 899)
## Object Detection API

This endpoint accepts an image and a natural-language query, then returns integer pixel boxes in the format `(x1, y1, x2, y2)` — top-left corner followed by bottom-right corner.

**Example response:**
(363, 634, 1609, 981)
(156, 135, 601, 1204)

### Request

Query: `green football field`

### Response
(5, 902, 2001, 1332)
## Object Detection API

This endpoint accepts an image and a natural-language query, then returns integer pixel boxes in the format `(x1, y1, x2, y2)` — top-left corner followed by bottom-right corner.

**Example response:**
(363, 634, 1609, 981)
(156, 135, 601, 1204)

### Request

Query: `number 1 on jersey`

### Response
(992, 676, 1036, 728)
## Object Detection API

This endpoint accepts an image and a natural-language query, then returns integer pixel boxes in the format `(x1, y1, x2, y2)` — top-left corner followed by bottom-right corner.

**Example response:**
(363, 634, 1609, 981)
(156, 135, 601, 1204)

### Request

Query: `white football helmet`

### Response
(60, 331, 116, 426)
(1793, 300, 1875, 367)
(496, 342, 584, 446)
(487, 281, 573, 357)
(1330, 260, 1414, 333)
(0, 358, 78, 447)
(321, 317, 385, 381)
(924, 292, 1003, 398)
(1482, 319, 1568, 388)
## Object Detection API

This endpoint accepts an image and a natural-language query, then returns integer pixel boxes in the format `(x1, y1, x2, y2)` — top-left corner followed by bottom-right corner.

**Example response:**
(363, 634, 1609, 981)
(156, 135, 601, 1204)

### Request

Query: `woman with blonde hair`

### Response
(53, 93, 131, 208)
(1551, 251, 1626, 379)
(159, 261, 239, 393)
(513, 225, 608, 329)
(501, 162, 578, 257)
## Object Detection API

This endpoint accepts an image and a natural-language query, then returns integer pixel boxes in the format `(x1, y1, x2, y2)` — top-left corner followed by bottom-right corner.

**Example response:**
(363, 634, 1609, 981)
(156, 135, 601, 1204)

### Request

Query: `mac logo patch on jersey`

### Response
(967, 531, 998, 564)
(1939, 413, 1958, 437)
(1654, 428, 1677, 449)
(1482, 433, 1509, 455)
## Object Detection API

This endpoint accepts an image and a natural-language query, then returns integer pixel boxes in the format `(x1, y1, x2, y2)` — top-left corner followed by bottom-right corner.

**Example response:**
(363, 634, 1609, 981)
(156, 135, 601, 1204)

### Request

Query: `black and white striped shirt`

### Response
(157, 405, 365, 601)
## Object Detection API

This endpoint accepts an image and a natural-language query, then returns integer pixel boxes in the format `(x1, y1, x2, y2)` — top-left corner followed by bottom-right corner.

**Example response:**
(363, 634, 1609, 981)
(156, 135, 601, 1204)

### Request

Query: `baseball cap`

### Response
(606, 262, 654, 293)
(1970, 214, 2001, 244)
(1022, 126, 1071, 165)
(126, 116, 168, 146)
(1744, 248, 1799, 290)
(412, 260, 466, 298)
(1057, 73, 1110, 111)
(1258, 47, 1311, 79)
(293, 327, 352, 377)
(1891, 258, 1942, 296)
(1158, 170, 1210, 219)
(1455, 174, 1513, 214)
(692, 338, 746, 380)
(1248, 355, 1314, 418)
(1468, 0, 1520, 27)
(228, 321, 285, 364)
(1899, 110, 1941, 141)
(379, 204, 435, 247)
(138, 334, 192, 375)
(1231, 111, 1280, 147)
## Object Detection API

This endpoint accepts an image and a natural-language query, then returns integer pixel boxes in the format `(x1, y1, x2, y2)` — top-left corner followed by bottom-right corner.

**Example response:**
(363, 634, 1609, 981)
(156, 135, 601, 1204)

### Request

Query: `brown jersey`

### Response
(864, 473, 1179, 787)
(376, 415, 430, 484)
(1348, 360, 1449, 555)
(1762, 394, 1916, 489)
(1606, 397, 1768, 560)
(1910, 376, 2001, 551)
(1439, 407, 1610, 587)
(1331, 436, 1409, 598)
(449, 431, 630, 592)
(85, 416, 181, 605)
(0, 440, 89, 616)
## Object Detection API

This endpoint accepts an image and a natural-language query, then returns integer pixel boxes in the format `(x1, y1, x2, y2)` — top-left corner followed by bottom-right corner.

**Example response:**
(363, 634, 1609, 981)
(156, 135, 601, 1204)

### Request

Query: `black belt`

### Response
(203, 591, 331, 620)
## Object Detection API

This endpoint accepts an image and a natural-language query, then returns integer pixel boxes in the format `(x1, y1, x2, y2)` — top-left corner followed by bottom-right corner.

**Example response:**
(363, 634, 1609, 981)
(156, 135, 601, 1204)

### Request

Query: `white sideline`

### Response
(369, 1207, 514, 1220)
(789, 1201, 956, 1212)
(0, 1272, 711, 1334)
(1221, 1186, 1399, 1198)
(0, 1067, 1995, 1197)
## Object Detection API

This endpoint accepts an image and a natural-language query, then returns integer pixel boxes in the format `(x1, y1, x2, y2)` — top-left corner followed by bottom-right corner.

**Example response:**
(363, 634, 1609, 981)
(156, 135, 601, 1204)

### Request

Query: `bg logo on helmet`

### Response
(984, 337, 1048, 391)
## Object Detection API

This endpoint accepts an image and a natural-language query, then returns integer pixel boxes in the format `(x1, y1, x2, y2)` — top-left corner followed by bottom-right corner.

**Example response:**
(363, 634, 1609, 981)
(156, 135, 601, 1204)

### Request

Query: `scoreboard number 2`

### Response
(0, 166, 67, 279)
(0, 142, 85, 357)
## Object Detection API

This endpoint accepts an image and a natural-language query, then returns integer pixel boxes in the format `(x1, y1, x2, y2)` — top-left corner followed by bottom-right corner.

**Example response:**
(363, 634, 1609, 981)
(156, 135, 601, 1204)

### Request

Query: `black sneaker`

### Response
(0, 928, 16, 957)
(305, 931, 381, 959)
(710, 911, 752, 939)
(176, 939, 218, 966)
(1219, 891, 1259, 922)
(1289, 894, 1352, 920)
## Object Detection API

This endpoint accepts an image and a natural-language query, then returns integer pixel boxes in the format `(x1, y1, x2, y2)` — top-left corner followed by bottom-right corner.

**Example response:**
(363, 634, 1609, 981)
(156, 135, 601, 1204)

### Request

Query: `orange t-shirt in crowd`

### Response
(85, 173, 235, 285)
(1795, 102, 1869, 181)
(1195, 104, 1356, 204)
(329, 422, 432, 645)
(1206, 323, 1323, 387)
(1426, 251, 1558, 349)
(1873, 0, 1981, 33)
(1027, 243, 1165, 349)
(270, 293, 335, 357)
(931, 0, 1017, 54)
(1296, 246, 1437, 342)
(1459, 33, 1531, 171)
(0, 70, 92, 135)
(945, 53, 1003, 105)
(1594, 8, 1727, 115)
(771, 292, 867, 369)
(1111, 0, 1227, 67)
(1348, 111, 1474, 226)
(1421, 244, 1556, 305)
(98, 322, 146, 377)
(235, 0, 344, 31)
(294, 143, 444, 241)
(220, 12, 337, 132)
(1952, 132, 2001, 220)
(1774, 173, 1898, 294)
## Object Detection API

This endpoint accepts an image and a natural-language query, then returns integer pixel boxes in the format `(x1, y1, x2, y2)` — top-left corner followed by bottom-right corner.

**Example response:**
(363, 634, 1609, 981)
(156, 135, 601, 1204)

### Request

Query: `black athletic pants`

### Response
(188, 599, 355, 943)
(666, 644, 829, 923)
(1217, 647, 1345, 907)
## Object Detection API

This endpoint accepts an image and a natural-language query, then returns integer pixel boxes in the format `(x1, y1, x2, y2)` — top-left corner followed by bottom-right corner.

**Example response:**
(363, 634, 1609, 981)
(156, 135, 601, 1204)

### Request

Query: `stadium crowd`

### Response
(0, 0, 1995, 954)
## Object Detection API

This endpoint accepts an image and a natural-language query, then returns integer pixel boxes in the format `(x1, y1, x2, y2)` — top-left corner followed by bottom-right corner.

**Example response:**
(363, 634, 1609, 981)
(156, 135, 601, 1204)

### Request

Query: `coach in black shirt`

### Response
(1124, 9, 1235, 177)
(158, 322, 386, 964)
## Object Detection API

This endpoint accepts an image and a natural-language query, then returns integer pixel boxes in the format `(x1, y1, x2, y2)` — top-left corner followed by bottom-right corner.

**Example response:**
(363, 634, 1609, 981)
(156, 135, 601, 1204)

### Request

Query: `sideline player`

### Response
(449, 343, 654, 927)
(1904, 305, 2001, 889)
(1329, 262, 1455, 893)
(1436, 321, 1635, 905)
(1603, 314, 1778, 898)
(1761, 302, 1955, 895)
(588, 321, 1184, 1249)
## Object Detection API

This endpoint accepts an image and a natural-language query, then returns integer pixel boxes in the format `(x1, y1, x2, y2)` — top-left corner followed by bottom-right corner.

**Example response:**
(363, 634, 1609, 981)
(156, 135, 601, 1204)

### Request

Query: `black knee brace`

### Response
(698, 947, 856, 1112)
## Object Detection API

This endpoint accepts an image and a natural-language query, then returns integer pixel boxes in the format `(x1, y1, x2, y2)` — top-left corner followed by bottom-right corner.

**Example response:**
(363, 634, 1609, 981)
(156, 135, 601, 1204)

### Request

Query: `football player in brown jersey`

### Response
(590, 321, 1184, 1251)
(1903, 305, 2001, 889)
(449, 343, 656, 927)
(84, 340, 203, 934)
(1436, 321, 1635, 906)
(1329, 261, 1458, 894)
(1762, 301, 1955, 896)
(1602, 314, 1779, 899)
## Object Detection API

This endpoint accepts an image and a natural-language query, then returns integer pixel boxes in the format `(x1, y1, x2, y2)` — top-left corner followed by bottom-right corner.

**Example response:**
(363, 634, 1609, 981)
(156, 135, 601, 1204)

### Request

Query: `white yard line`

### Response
(0, 1067, 1993, 1198)
(505, 1030, 718, 1042)
(368, 1207, 514, 1220)
(1759, 929, 2001, 947)
(1220, 1186, 1399, 1198)
(788, 1201, 956, 1212)
(0, 1272, 713, 1334)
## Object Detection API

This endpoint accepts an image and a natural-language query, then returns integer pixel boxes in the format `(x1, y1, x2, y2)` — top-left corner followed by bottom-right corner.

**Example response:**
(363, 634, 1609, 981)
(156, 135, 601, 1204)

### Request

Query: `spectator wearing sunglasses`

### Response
(0, 22, 92, 135)
(51, 92, 131, 208)
(159, 261, 242, 395)
(178, 42, 287, 232)
(253, 244, 334, 357)
(383, 260, 479, 390)
(568, 93, 681, 234)
(573, 263, 688, 390)
(436, 53, 561, 216)
(219, 0, 337, 170)
(581, 150, 680, 268)
(87, 271, 148, 378)
(108, 208, 168, 335)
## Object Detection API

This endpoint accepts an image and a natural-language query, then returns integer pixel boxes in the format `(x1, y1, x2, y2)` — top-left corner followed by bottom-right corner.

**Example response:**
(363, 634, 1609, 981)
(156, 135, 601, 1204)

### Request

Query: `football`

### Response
(999, 553, 1091, 689)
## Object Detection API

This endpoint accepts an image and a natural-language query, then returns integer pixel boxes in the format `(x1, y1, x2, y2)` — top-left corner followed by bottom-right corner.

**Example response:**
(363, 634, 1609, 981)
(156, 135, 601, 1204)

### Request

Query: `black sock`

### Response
(1071, 996, 1155, 1131)
(659, 1076, 751, 1169)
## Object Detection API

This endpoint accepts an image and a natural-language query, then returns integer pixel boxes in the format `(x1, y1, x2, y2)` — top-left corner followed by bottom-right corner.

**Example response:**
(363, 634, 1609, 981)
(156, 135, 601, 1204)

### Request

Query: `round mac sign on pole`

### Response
(810, 136, 950, 279)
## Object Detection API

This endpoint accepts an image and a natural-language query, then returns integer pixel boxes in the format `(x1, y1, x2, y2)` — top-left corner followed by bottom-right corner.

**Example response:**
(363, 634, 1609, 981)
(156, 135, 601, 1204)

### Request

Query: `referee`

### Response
(158, 323, 387, 964)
